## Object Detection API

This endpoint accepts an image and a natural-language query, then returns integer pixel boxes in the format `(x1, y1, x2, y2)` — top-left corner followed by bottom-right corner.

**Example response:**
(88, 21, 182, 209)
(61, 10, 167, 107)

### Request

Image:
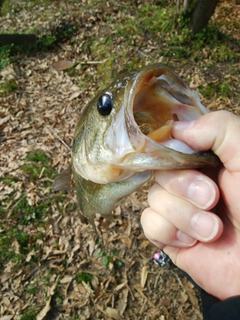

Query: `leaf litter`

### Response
(0, 0, 240, 319)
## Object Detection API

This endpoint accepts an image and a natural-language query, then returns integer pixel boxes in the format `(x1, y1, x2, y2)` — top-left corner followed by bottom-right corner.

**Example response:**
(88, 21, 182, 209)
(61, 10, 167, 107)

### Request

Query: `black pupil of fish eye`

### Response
(97, 94, 113, 116)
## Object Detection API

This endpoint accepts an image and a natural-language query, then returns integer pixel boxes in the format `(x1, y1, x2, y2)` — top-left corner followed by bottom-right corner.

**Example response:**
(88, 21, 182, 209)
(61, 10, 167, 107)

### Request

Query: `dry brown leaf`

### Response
(140, 265, 148, 288)
(105, 307, 120, 320)
(120, 237, 132, 248)
(114, 282, 126, 292)
(68, 90, 81, 100)
(36, 298, 52, 320)
(160, 298, 171, 306)
(116, 288, 128, 315)
(60, 275, 73, 284)
(51, 60, 75, 71)
(180, 291, 189, 304)
(36, 280, 58, 320)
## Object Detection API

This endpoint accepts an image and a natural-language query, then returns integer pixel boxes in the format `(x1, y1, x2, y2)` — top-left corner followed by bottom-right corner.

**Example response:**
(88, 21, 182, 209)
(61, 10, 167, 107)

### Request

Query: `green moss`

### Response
(0, 0, 14, 15)
(20, 308, 37, 320)
(0, 44, 12, 70)
(0, 79, 17, 96)
(199, 80, 232, 99)
(21, 150, 56, 181)
(0, 227, 29, 272)
(25, 150, 49, 164)
(199, 83, 217, 99)
(0, 174, 19, 185)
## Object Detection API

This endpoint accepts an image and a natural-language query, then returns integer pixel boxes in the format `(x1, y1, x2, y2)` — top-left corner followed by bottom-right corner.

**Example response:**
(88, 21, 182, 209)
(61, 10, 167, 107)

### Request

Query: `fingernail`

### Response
(188, 179, 215, 209)
(191, 212, 218, 241)
(172, 120, 195, 131)
(176, 230, 197, 246)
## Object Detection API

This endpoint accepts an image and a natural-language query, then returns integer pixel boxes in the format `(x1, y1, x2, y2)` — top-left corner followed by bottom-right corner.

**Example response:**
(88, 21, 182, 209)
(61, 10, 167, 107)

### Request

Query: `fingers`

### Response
(141, 207, 197, 248)
(141, 169, 223, 248)
(172, 110, 240, 171)
(154, 170, 219, 210)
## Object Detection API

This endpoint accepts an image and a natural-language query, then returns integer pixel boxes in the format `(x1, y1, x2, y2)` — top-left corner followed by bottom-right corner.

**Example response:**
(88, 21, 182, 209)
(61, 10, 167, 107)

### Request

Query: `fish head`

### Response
(72, 64, 220, 184)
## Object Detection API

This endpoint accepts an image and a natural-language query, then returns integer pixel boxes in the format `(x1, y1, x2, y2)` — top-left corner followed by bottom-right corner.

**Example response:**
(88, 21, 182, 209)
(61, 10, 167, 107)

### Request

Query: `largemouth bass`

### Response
(54, 64, 220, 225)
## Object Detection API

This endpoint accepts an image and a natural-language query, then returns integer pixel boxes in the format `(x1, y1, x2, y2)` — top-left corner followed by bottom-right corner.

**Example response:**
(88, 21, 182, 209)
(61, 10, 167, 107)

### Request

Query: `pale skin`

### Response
(141, 110, 240, 301)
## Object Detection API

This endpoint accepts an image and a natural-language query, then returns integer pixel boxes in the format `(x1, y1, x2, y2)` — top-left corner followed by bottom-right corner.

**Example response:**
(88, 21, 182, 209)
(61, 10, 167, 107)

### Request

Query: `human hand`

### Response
(141, 110, 240, 300)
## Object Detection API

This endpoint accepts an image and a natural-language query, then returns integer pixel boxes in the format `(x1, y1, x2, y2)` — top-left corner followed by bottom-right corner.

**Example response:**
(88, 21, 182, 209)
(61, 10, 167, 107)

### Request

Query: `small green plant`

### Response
(0, 44, 12, 70)
(25, 284, 38, 295)
(20, 307, 37, 320)
(97, 249, 123, 269)
(0, 79, 17, 96)
(16, 231, 29, 254)
(102, 255, 113, 267)
(75, 272, 93, 284)
(53, 290, 64, 305)
(37, 34, 56, 49)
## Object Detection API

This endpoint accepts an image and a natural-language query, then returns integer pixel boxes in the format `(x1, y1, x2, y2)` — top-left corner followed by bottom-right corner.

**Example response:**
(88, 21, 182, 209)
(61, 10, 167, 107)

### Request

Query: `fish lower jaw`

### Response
(74, 164, 124, 184)
(73, 157, 139, 184)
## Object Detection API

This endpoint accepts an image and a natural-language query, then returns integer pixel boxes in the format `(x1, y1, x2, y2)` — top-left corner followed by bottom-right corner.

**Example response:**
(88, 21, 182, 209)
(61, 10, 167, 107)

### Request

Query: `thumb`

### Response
(172, 110, 240, 171)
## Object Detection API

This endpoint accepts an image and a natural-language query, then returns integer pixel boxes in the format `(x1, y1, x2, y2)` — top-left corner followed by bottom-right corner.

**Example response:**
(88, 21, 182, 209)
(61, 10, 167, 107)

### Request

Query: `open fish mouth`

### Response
(129, 65, 206, 154)
(104, 64, 219, 172)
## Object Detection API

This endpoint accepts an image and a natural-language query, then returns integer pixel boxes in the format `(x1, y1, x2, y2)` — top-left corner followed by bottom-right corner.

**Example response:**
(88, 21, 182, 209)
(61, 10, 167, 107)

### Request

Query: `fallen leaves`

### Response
(36, 280, 58, 320)
(0, 0, 239, 319)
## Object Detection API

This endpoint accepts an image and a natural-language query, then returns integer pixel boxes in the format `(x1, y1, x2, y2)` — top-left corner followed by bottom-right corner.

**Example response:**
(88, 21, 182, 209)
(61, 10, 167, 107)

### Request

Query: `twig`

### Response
(78, 60, 107, 64)
(171, 269, 183, 287)
(7, 194, 26, 218)
(46, 125, 71, 152)
(121, 204, 142, 227)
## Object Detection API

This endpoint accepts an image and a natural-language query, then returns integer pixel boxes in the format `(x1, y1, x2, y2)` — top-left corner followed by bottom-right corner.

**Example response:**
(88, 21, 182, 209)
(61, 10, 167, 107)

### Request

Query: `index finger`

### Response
(172, 110, 240, 171)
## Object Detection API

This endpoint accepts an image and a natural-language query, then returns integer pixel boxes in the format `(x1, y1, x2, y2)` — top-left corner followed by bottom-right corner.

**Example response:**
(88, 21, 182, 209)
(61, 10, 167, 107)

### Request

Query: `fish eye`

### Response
(97, 93, 113, 116)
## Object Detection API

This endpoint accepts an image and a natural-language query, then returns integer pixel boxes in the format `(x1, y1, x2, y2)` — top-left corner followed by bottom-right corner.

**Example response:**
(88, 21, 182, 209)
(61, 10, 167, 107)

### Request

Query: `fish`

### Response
(54, 64, 220, 225)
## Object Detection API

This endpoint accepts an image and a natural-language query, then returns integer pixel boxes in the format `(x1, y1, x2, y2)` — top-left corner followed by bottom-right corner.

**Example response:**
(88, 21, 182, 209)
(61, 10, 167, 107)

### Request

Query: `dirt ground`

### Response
(0, 0, 240, 319)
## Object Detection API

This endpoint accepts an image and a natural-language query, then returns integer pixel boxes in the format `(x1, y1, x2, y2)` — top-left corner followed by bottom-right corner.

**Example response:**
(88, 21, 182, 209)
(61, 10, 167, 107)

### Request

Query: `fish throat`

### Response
(129, 67, 201, 153)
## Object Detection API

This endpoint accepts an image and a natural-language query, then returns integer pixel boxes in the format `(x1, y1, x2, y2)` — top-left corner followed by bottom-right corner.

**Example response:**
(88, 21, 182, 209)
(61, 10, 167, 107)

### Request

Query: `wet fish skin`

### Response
(72, 166, 152, 226)
(54, 64, 220, 223)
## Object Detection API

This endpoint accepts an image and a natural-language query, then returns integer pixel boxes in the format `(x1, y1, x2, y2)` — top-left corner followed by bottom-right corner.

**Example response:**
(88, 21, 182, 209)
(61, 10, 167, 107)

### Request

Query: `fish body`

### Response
(54, 64, 220, 223)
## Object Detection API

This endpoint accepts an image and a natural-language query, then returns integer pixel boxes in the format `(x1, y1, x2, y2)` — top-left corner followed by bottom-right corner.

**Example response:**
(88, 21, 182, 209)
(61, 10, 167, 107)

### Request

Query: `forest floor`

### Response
(0, 0, 240, 319)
